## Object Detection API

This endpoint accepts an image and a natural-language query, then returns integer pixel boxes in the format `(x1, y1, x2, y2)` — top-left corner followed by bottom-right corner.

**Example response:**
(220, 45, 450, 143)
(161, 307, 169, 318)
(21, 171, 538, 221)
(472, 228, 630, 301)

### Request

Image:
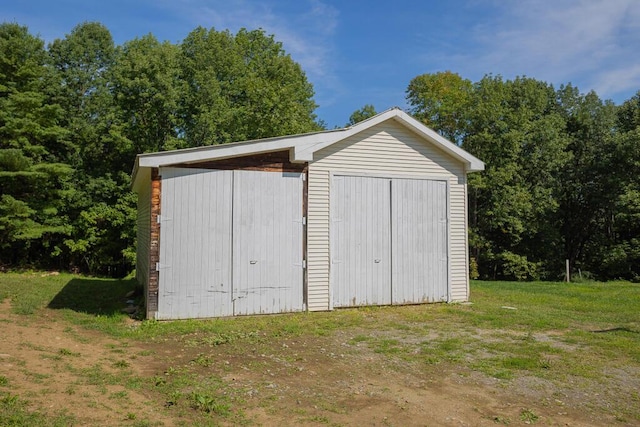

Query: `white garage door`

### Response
(157, 167, 303, 319)
(331, 175, 448, 308)
(331, 176, 391, 306)
(232, 170, 304, 315)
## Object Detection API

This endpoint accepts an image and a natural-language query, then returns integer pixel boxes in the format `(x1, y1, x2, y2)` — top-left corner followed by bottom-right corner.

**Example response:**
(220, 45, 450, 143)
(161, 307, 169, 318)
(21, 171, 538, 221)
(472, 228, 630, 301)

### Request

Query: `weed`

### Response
(189, 391, 231, 416)
(520, 408, 539, 424)
(192, 353, 213, 367)
(41, 353, 63, 361)
(78, 364, 120, 386)
(0, 375, 8, 386)
(350, 335, 370, 343)
(538, 357, 552, 369)
(374, 339, 404, 355)
(153, 375, 166, 387)
(126, 412, 136, 420)
(0, 391, 76, 426)
(113, 359, 130, 368)
(1, 393, 19, 405)
(58, 348, 79, 357)
(491, 415, 511, 424)
(307, 415, 331, 423)
(109, 390, 128, 400)
(22, 370, 50, 383)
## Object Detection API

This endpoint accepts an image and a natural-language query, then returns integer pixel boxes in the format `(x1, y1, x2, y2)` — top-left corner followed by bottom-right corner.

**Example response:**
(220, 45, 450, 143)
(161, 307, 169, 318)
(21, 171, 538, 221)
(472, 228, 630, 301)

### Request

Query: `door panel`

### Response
(232, 170, 304, 315)
(331, 175, 449, 308)
(331, 176, 391, 307)
(158, 168, 234, 319)
(391, 179, 448, 304)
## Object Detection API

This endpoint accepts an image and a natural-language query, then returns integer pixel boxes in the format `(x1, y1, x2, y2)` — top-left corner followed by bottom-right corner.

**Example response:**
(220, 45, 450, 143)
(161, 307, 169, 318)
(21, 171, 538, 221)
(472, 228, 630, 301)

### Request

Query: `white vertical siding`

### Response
(158, 168, 234, 319)
(232, 170, 304, 315)
(307, 121, 469, 311)
(331, 176, 392, 307)
(136, 178, 151, 290)
(156, 167, 303, 319)
(391, 179, 448, 304)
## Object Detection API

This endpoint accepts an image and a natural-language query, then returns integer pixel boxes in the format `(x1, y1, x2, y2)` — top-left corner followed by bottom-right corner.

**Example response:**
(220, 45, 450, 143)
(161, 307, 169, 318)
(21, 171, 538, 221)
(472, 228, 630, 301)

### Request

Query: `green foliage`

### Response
(179, 27, 320, 147)
(497, 251, 540, 281)
(189, 391, 231, 415)
(0, 21, 320, 275)
(406, 71, 473, 142)
(409, 73, 640, 281)
(469, 257, 480, 280)
(0, 23, 73, 267)
(0, 391, 76, 426)
(347, 104, 377, 126)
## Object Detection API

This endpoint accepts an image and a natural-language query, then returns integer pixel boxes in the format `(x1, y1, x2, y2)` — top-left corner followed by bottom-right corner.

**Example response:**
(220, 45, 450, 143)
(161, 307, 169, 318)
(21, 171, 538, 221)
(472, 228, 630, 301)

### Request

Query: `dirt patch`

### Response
(0, 299, 633, 426)
(140, 329, 619, 426)
(0, 298, 172, 426)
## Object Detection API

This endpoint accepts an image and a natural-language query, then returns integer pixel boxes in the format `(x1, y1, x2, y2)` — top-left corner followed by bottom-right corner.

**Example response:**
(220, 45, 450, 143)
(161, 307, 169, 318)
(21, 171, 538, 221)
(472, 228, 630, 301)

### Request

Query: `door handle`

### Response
(374, 259, 381, 263)
(249, 260, 258, 264)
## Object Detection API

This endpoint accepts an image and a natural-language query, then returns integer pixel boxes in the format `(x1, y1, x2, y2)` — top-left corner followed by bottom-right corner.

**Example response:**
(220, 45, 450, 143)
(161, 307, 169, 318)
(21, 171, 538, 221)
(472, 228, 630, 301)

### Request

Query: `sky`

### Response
(2, 0, 640, 128)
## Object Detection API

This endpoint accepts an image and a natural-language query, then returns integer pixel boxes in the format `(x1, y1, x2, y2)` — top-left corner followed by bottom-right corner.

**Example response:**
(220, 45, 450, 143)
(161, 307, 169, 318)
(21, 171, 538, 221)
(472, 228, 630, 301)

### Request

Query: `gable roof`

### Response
(132, 107, 484, 190)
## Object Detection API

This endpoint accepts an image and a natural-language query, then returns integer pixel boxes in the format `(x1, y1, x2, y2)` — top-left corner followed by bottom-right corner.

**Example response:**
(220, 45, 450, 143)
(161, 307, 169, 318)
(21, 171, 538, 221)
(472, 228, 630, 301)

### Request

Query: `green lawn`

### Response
(1, 273, 639, 425)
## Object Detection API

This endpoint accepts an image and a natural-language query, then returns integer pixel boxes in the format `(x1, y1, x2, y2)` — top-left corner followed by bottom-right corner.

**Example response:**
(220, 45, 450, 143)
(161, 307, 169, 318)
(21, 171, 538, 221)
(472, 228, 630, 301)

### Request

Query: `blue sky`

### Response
(3, 0, 640, 128)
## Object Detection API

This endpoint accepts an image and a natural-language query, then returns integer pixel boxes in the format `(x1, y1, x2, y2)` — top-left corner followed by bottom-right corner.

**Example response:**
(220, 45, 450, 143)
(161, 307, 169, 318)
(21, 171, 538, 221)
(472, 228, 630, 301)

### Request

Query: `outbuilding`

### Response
(132, 108, 484, 320)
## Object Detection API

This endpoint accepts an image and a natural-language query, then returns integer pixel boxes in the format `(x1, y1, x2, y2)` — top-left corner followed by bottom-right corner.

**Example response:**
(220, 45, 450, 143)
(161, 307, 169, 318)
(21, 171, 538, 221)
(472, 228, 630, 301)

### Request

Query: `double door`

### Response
(331, 175, 448, 307)
(157, 168, 303, 319)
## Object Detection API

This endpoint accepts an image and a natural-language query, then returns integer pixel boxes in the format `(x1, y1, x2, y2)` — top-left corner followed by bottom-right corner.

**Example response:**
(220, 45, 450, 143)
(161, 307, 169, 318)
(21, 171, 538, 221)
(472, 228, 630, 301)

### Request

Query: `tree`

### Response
(408, 73, 638, 281)
(179, 27, 320, 147)
(0, 20, 328, 274)
(48, 22, 134, 275)
(555, 88, 620, 277)
(406, 71, 473, 142)
(0, 23, 72, 266)
(111, 34, 182, 154)
(594, 91, 640, 280)
(48, 21, 117, 172)
(347, 104, 376, 126)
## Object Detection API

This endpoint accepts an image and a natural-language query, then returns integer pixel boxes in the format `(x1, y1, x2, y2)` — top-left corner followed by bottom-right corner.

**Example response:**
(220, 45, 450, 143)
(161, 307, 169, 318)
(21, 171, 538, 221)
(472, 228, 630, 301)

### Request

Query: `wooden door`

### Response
(391, 179, 448, 304)
(157, 168, 234, 319)
(331, 175, 392, 307)
(331, 175, 449, 308)
(232, 170, 304, 315)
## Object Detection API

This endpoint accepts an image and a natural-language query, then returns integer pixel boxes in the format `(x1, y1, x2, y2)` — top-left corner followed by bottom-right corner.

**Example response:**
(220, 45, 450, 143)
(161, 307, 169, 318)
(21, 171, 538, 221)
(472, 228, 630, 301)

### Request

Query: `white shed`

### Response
(132, 108, 484, 320)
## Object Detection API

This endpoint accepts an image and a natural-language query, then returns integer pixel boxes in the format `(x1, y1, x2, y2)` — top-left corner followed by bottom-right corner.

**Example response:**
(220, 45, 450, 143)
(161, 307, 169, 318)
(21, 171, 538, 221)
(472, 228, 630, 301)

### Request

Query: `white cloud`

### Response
(454, 0, 640, 101)
(153, 0, 339, 90)
(592, 64, 640, 97)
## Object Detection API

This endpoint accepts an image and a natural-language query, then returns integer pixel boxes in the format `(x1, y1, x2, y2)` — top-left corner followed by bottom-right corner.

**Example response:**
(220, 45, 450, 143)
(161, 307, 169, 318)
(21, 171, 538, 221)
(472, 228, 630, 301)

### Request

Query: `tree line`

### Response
(0, 21, 320, 275)
(1, 22, 639, 281)
(407, 72, 640, 281)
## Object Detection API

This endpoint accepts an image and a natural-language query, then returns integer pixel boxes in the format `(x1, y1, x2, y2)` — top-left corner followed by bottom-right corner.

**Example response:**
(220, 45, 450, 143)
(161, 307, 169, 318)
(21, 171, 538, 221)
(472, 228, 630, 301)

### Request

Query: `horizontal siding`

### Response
(307, 121, 469, 311)
(449, 181, 468, 302)
(136, 180, 151, 292)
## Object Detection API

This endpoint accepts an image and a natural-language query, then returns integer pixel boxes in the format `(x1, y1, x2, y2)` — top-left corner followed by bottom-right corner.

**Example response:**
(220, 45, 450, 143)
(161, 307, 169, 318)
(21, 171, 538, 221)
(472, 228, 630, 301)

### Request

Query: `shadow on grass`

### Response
(591, 327, 639, 334)
(48, 277, 138, 316)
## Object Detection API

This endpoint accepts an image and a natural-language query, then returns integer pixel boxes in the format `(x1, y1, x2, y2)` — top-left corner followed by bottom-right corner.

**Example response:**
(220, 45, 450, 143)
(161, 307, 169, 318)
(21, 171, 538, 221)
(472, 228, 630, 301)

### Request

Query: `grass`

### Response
(0, 392, 76, 426)
(1, 272, 639, 425)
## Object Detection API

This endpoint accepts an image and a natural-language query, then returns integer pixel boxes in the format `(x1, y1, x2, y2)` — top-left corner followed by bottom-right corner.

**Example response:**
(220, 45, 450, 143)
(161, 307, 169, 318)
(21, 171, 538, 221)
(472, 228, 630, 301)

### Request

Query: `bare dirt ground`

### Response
(0, 299, 633, 426)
